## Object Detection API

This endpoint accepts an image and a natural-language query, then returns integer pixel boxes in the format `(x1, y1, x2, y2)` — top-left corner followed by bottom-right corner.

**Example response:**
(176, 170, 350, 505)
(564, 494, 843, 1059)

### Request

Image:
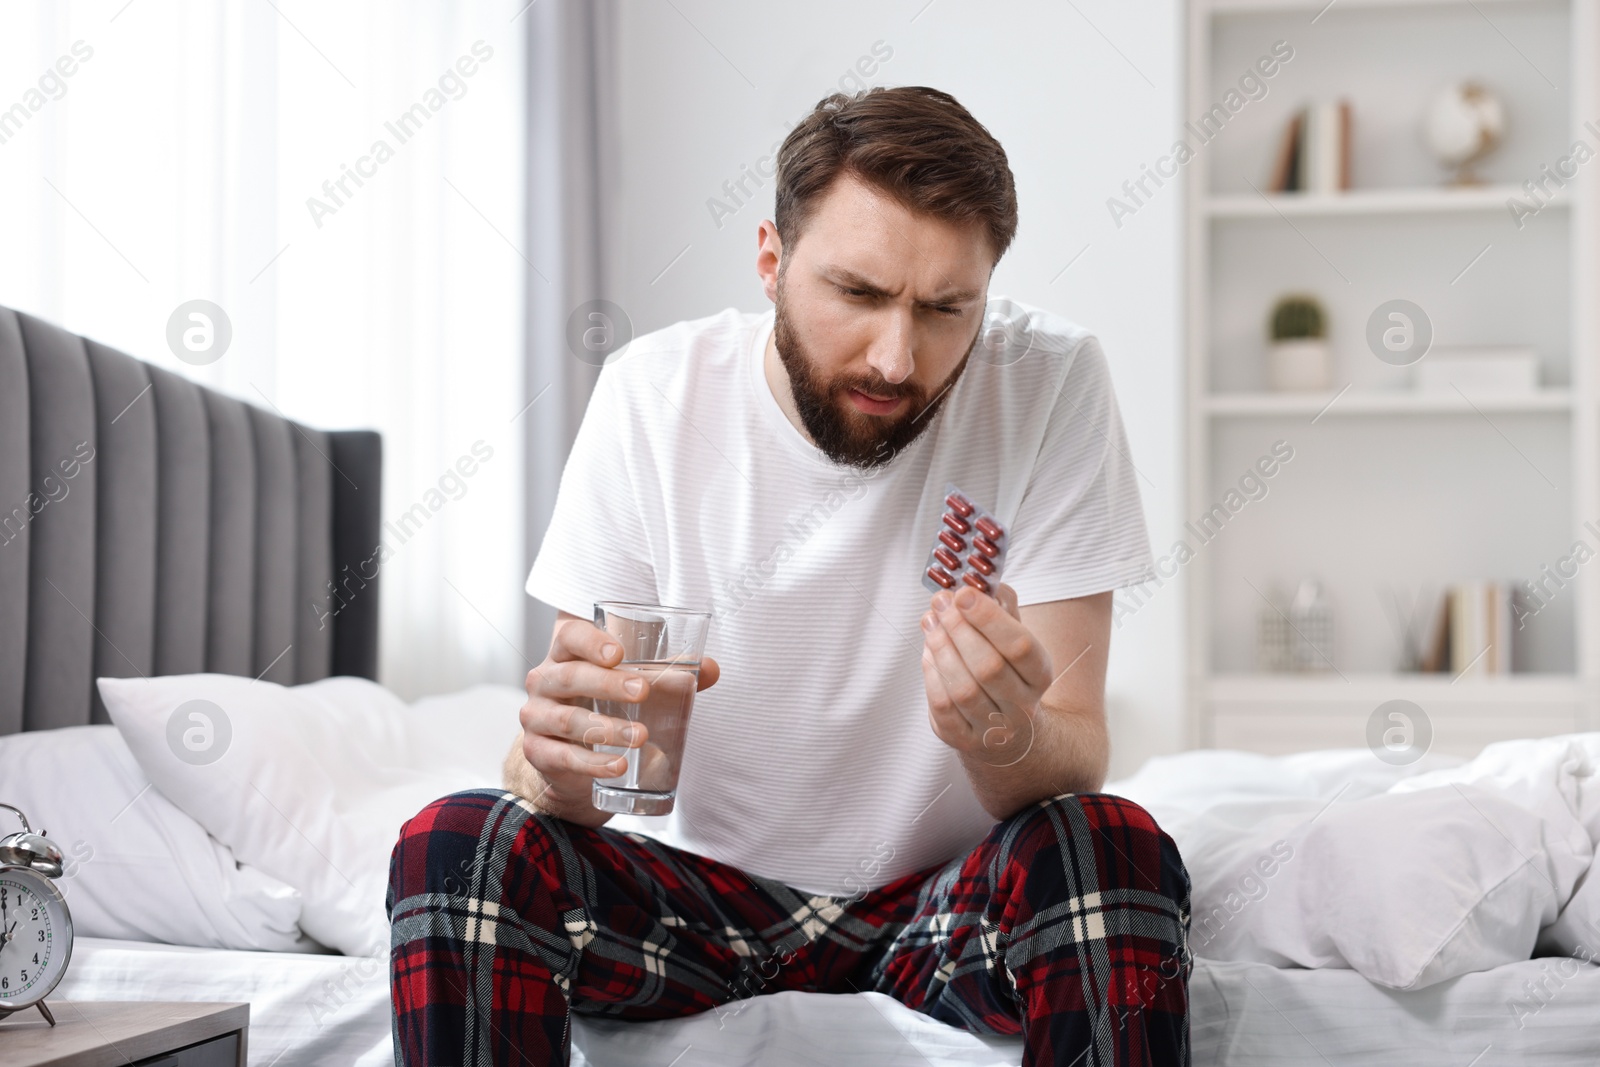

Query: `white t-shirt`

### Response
(524, 298, 1154, 896)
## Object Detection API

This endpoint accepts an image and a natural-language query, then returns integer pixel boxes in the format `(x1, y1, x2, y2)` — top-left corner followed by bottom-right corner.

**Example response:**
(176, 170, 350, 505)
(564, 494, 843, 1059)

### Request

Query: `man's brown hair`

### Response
(774, 86, 1018, 263)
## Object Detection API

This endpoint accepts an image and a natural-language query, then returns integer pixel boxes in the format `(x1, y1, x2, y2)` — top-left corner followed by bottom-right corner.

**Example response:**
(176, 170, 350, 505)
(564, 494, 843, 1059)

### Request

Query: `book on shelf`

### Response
(1268, 109, 1302, 193)
(1418, 581, 1515, 675)
(1269, 100, 1351, 194)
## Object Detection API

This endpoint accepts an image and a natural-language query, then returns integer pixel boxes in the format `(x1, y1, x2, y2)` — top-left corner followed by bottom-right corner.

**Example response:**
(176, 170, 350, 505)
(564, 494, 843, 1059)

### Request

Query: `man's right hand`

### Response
(503, 609, 720, 827)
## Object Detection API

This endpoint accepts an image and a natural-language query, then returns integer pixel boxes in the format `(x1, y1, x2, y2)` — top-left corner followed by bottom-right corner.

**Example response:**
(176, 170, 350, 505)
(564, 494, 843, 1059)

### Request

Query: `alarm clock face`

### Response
(0, 867, 72, 1011)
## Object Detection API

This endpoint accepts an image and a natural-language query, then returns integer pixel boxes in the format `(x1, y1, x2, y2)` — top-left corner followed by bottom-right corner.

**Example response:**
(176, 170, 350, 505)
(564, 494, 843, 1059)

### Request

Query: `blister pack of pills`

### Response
(922, 484, 1008, 598)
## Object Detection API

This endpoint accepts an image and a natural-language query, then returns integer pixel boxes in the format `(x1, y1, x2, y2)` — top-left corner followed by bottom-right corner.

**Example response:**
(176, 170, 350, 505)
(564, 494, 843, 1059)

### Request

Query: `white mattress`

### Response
(55, 936, 1600, 1065)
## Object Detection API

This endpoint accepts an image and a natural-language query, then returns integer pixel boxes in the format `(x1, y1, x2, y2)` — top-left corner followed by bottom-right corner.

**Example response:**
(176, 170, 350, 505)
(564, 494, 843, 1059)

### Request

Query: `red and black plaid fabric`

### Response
(388, 789, 1191, 1066)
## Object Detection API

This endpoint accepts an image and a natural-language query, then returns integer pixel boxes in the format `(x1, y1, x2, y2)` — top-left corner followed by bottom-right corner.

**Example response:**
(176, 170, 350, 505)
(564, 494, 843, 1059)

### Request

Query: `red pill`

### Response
(962, 571, 991, 594)
(938, 530, 966, 553)
(926, 566, 956, 589)
(967, 552, 994, 576)
(934, 547, 961, 571)
(944, 493, 975, 518)
(942, 513, 971, 535)
(973, 536, 999, 558)
(975, 516, 1004, 541)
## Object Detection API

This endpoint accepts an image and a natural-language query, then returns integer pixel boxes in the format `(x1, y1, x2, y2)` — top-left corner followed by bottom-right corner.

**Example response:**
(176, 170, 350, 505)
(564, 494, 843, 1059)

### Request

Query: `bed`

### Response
(39, 731, 1600, 1067)
(51, 934, 1600, 1066)
(4, 303, 1599, 1066)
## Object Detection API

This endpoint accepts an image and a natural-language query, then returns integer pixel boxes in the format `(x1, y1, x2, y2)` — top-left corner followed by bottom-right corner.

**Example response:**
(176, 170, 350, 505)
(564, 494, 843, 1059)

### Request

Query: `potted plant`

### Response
(1266, 294, 1331, 391)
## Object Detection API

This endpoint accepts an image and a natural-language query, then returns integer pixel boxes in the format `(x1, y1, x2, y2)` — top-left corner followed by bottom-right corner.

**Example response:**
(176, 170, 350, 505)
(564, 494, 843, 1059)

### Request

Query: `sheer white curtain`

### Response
(0, 0, 528, 698)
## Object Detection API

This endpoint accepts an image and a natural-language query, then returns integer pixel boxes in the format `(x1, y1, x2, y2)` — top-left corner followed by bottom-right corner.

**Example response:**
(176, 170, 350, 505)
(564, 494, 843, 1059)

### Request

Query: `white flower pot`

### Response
(1267, 339, 1332, 392)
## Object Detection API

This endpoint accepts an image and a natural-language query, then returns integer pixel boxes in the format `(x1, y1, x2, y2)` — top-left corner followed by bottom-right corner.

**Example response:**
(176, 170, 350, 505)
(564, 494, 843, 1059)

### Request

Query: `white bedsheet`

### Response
(57, 937, 1600, 1066)
(1193, 957, 1600, 1065)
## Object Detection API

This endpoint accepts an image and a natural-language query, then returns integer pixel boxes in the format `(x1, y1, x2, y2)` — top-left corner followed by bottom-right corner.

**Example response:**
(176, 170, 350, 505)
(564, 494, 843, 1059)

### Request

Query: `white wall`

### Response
(608, 0, 1184, 776)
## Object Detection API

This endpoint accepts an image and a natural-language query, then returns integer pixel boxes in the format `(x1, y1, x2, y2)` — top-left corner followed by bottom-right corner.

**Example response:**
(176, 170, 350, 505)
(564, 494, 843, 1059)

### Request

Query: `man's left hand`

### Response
(920, 582, 1054, 766)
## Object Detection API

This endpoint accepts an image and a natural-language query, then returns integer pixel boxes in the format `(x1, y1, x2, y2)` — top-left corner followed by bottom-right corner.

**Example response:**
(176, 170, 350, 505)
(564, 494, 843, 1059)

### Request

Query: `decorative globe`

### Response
(1422, 82, 1505, 185)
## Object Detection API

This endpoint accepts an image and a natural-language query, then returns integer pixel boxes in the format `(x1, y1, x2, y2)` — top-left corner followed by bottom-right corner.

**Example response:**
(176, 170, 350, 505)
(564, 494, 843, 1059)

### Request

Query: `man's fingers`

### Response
(921, 644, 974, 745)
(923, 623, 1001, 721)
(996, 582, 1021, 622)
(521, 696, 647, 748)
(564, 704, 648, 749)
(524, 734, 630, 779)
(933, 610, 1035, 710)
(934, 587, 1052, 694)
(552, 615, 624, 668)
(523, 615, 716, 798)
(696, 655, 721, 691)
(534, 658, 649, 705)
(548, 620, 719, 691)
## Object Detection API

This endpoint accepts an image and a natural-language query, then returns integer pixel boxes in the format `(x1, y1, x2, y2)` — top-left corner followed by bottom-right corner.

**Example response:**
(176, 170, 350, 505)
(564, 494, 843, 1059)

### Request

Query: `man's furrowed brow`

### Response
(921, 285, 984, 306)
(823, 266, 893, 296)
(823, 266, 982, 305)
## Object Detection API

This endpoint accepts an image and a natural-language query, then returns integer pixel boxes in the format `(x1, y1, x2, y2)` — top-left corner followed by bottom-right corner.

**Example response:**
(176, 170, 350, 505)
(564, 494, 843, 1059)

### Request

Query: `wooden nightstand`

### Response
(0, 1002, 248, 1066)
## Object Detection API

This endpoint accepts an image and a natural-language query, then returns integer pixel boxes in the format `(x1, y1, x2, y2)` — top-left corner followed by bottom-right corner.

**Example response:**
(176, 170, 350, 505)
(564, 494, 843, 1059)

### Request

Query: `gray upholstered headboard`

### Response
(0, 305, 383, 735)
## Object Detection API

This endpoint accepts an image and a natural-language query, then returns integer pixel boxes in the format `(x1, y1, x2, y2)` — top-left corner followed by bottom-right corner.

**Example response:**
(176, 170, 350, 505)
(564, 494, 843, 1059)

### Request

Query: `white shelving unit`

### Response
(1183, 0, 1600, 755)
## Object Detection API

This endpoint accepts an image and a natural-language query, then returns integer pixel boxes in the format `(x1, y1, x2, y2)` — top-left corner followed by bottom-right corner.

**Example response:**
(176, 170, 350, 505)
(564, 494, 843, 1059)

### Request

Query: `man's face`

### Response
(768, 175, 991, 470)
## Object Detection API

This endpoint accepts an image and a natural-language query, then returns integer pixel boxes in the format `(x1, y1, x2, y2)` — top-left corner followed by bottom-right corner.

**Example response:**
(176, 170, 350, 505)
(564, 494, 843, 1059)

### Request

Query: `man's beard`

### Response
(771, 287, 975, 471)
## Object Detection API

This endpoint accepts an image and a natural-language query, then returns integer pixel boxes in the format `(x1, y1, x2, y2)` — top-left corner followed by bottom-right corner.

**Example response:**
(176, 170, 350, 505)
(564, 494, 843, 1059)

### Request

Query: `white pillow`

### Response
(1186, 784, 1589, 988)
(0, 725, 312, 952)
(98, 675, 522, 957)
(1388, 734, 1600, 962)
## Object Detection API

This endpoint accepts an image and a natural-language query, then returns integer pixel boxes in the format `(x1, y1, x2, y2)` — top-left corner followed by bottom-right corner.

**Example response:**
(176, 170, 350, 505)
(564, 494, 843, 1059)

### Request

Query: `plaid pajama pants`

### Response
(388, 789, 1191, 1067)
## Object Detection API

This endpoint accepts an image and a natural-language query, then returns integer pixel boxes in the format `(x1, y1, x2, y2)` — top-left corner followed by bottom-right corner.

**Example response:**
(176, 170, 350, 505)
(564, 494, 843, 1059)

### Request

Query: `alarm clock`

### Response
(0, 802, 71, 1027)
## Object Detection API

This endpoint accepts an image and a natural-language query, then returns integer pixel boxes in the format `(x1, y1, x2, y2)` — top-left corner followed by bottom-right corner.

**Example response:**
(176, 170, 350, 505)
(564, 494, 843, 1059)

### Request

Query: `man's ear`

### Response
(755, 219, 782, 303)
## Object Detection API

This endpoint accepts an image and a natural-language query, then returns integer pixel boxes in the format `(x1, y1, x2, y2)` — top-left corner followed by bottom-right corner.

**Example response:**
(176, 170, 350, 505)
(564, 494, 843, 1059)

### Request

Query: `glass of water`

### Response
(590, 601, 713, 816)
